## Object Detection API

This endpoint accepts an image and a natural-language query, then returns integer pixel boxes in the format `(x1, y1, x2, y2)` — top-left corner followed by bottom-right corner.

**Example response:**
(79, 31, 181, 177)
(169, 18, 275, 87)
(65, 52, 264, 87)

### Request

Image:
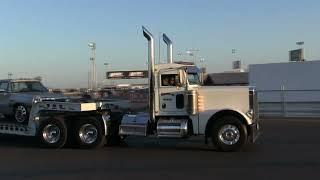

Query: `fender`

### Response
(204, 108, 252, 140)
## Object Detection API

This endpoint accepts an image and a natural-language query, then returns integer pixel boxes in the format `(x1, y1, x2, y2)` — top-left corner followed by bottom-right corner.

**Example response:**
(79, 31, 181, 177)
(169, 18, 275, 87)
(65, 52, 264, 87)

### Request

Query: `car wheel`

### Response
(38, 118, 68, 148)
(14, 105, 29, 124)
(74, 118, 105, 149)
(211, 116, 248, 152)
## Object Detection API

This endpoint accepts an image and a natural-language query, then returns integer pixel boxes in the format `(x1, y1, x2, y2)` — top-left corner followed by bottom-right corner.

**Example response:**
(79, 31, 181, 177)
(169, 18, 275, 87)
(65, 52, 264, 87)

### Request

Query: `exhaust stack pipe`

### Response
(142, 26, 155, 122)
(162, 33, 173, 63)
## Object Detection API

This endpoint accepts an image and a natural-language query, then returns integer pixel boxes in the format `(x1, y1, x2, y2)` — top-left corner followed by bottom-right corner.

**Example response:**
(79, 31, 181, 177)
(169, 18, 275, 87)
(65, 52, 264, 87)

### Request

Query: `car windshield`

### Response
(187, 73, 200, 85)
(11, 81, 48, 93)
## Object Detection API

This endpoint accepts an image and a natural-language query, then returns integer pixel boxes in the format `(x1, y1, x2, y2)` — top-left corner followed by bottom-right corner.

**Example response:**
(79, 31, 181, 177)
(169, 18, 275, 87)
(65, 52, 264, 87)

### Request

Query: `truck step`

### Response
(0, 123, 33, 136)
(157, 119, 188, 138)
(119, 113, 149, 136)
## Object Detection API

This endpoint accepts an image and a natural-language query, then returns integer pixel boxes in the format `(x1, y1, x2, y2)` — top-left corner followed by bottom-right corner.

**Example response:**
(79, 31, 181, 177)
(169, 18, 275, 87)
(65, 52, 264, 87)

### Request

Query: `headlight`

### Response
(32, 96, 42, 103)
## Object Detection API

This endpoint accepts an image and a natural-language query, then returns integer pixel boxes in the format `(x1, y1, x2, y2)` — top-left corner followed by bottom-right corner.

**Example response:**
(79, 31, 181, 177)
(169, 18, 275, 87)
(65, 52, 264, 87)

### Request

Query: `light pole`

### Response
(200, 57, 205, 67)
(296, 41, 304, 47)
(104, 62, 110, 86)
(186, 49, 200, 64)
(177, 52, 184, 61)
(232, 49, 237, 60)
(87, 71, 90, 90)
(8, 72, 13, 79)
(158, 32, 162, 64)
(104, 62, 110, 79)
(88, 42, 96, 90)
(199, 57, 205, 83)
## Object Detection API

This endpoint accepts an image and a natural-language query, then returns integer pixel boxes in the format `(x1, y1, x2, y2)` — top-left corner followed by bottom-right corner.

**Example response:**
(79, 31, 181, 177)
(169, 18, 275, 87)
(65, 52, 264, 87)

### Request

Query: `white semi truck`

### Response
(0, 27, 260, 151)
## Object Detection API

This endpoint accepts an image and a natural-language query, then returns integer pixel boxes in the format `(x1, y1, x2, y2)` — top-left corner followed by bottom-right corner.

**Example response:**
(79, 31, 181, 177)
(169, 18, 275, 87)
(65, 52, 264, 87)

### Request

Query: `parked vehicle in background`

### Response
(0, 79, 69, 124)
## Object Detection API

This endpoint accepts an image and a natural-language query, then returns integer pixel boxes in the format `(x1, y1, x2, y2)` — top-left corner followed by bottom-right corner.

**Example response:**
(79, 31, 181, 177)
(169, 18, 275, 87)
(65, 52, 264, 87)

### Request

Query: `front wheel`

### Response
(211, 116, 247, 152)
(74, 118, 105, 149)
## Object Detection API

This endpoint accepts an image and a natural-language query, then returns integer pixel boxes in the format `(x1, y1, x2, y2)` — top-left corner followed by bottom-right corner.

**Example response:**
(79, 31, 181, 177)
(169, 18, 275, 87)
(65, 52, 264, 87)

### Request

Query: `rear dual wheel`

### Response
(39, 118, 105, 149)
(74, 118, 106, 149)
(39, 118, 67, 148)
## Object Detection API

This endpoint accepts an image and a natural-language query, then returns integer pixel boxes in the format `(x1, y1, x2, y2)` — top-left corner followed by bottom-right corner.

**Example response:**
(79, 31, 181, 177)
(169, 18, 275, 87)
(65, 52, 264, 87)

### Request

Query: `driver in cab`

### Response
(162, 75, 179, 86)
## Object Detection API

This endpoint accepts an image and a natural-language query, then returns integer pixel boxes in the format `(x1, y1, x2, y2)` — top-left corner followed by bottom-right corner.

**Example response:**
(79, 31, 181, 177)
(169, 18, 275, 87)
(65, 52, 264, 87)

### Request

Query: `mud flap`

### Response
(248, 122, 261, 143)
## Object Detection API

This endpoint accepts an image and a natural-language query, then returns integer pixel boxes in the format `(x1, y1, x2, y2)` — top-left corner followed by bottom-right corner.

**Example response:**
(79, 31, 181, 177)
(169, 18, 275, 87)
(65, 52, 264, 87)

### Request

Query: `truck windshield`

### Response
(11, 81, 48, 93)
(187, 73, 200, 85)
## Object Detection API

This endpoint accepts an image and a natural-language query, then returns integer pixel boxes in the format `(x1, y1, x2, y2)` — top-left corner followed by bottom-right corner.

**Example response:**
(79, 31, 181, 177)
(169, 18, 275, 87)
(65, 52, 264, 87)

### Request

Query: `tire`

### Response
(211, 116, 247, 152)
(14, 105, 29, 124)
(74, 118, 106, 149)
(38, 118, 68, 148)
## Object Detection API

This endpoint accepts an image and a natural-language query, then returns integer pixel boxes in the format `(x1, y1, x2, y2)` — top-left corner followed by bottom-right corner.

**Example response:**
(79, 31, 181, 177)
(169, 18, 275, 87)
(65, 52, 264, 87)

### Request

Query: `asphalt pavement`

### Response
(0, 118, 320, 180)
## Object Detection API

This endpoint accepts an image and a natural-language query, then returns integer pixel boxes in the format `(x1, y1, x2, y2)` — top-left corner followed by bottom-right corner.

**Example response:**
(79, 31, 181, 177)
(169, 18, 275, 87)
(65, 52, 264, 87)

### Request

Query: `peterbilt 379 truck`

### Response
(0, 27, 260, 151)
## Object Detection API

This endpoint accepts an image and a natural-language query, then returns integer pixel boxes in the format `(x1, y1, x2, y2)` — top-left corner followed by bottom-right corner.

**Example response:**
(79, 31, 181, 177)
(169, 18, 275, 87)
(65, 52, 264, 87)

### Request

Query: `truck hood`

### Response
(197, 86, 250, 112)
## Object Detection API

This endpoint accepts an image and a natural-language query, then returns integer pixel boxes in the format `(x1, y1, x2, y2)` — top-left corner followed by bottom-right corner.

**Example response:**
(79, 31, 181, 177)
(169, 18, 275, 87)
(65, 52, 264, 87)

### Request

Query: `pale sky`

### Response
(0, 0, 319, 88)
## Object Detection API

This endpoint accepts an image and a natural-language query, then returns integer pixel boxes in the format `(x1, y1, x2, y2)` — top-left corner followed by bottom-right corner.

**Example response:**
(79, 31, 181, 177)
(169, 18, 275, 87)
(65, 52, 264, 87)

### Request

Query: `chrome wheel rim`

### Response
(218, 125, 240, 145)
(42, 124, 61, 144)
(15, 106, 28, 123)
(78, 124, 98, 144)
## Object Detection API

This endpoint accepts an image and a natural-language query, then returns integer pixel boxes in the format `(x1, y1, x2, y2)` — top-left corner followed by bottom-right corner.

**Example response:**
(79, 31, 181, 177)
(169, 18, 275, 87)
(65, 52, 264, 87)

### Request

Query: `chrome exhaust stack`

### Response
(142, 26, 155, 122)
(162, 33, 173, 63)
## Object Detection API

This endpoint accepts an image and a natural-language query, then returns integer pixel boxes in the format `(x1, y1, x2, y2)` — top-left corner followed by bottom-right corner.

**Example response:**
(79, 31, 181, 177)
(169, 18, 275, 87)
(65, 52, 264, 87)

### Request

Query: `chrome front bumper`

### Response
(248, 87, 261, 143)
(248, 122, 261, 143)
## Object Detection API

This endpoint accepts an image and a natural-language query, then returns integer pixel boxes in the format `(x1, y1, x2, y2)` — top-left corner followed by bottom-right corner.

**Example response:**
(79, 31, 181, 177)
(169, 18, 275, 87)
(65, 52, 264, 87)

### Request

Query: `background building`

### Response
(249, 60, 320, 117)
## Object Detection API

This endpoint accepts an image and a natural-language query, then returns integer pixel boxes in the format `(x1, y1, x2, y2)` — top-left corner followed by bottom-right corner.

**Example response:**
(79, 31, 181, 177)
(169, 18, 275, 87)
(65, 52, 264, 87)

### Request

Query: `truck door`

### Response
(159, 73, 186, 114)
(0, 82, 10, 114)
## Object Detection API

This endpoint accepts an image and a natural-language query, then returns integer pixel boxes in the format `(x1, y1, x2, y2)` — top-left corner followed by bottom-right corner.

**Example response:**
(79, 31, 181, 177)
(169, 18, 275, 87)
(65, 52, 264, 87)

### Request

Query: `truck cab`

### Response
(155, 63, 193, 116)
(117, 27, 260, 152)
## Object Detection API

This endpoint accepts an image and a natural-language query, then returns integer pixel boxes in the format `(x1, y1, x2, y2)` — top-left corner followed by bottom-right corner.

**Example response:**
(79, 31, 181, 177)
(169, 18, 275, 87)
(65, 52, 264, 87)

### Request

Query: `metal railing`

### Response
(258, 89, 320, 117)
